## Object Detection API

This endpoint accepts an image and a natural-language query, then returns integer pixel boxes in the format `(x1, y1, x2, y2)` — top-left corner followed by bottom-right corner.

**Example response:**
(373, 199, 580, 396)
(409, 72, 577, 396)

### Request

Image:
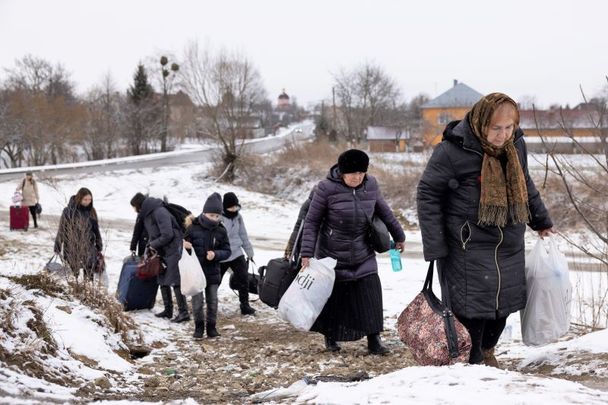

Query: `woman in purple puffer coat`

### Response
(300, 149, 405, 355)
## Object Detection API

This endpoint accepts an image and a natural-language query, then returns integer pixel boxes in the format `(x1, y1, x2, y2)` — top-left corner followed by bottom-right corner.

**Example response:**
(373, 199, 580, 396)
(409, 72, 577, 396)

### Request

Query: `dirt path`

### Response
(101, 298, 415, 404)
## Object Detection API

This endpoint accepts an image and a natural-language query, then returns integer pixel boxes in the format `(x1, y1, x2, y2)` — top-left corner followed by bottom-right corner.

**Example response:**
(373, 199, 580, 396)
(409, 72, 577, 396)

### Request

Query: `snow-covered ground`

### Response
(1, 155, 607, 404)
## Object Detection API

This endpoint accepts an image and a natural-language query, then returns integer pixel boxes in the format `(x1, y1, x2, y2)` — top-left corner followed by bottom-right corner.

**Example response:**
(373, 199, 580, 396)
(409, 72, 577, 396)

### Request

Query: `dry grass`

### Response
(8, 272, 69, 299)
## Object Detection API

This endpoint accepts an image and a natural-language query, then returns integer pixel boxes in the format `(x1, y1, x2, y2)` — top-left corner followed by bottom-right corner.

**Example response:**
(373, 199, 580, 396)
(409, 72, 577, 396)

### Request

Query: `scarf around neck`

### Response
(467, 93, 529, 227)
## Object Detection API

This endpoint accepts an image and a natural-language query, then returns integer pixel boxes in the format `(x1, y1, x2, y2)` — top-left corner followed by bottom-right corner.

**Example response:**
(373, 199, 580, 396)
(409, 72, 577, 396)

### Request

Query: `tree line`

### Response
(0, 46, 427, 176)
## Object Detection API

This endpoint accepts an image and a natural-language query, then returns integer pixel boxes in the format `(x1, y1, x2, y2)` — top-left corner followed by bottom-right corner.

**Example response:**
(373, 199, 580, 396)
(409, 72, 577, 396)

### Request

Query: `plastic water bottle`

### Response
(389, 241, 402, 272)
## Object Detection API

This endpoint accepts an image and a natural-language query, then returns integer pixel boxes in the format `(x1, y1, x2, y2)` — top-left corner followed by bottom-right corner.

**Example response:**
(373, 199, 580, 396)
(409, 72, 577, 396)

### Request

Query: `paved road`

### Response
(0, 122, 315, 181)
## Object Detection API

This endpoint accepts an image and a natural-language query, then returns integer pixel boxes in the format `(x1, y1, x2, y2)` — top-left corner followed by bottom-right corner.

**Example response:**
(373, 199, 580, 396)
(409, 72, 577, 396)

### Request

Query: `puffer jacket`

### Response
(139, 197, 183, 286)
(184, 214, 231, 285)
(221, 213, 254, 262)
(301, 165, 405, 281)
(417, 118, 553, 319)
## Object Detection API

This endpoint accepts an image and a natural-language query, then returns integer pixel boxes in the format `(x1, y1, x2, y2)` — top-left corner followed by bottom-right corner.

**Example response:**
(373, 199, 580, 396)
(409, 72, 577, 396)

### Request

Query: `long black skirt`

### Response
(311, 273, 384, 341)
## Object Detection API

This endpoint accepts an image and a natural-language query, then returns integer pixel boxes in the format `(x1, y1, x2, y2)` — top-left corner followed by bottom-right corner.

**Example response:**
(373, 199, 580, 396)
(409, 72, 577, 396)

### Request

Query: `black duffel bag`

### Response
(258, 257, 299, 308)
(229, 259, 260, 295)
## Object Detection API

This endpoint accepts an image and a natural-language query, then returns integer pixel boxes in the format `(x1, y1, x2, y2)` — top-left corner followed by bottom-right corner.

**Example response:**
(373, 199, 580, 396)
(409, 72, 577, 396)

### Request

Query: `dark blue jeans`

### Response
(192, 284, 219, 324)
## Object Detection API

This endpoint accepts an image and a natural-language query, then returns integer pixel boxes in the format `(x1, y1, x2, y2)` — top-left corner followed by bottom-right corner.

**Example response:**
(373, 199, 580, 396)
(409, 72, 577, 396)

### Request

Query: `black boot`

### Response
(155, 286, 173, 318)
(367, 333, 389, 355)
(193, 322, 205, 339)
(240, 303, 256, 316)
(206, 322, 220, 338)
(171, 286, 190, 323)
(239, 290, 256, 315)
(324, 336, 341, 352)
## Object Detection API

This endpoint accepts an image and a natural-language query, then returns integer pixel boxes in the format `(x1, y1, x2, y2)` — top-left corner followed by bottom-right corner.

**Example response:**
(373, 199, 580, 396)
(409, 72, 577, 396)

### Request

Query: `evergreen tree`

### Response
(126, 64, 159, 155)
(128, 64, 154, 105)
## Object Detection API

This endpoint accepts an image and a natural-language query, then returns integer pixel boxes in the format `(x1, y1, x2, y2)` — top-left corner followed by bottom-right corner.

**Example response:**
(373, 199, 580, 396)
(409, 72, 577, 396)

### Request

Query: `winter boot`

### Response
(239, 290, 256, 315)
(240, 303, 256, 316)
(482, 347, 500, 368)
(206, 322, 220, 338)
(367, 333, 390, 355)
(193, 322, 205, 339)
(155, 286, 173, 318)
(324, 336, 341, 352)
(171, 286, 190, 323)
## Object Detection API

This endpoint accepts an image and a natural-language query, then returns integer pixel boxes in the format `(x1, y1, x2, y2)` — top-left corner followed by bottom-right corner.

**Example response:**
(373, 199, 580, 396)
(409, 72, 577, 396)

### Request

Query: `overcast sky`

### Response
(1, 0, 607, 108)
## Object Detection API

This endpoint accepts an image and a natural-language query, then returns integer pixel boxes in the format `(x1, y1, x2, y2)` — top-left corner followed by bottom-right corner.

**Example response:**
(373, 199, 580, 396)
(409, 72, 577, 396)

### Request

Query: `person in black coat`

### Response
(417, 93, 554, 367)
(300, 149, 405, 355)
(284, 186, 316, 259)
(130, 214, 148, 257)
(54, 187, 103, 280)
(183, 192, 232, 339)
(130, 192, 189, 323)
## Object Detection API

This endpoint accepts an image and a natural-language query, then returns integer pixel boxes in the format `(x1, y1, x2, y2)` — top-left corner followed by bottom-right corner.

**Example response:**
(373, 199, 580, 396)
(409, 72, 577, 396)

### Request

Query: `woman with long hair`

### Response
(54, 187, 103, 279)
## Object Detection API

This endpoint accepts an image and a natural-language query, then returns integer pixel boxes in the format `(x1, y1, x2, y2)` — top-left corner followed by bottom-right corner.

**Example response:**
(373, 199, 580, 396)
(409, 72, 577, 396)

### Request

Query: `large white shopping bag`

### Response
(278, 257, 337, 331)
(520, 237, 572, 346)
(179, 250, 206, 297)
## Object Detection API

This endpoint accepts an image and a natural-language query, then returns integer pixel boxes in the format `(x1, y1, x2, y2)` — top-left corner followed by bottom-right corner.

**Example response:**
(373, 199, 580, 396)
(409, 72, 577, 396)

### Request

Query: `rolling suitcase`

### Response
(10, 205, 29, 231)
(117, 256, 158, 311)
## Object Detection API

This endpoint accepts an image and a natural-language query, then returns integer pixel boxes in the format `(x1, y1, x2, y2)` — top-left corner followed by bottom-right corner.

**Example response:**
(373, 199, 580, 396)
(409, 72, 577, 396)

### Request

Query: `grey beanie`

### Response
(203, 192, 223, 214)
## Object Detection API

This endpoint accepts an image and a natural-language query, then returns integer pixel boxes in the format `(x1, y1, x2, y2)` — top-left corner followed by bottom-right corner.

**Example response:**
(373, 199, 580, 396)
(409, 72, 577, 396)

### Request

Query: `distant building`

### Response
(421, 80, 483, 146)
(277, 89, 290, 110)
(520, 105, 607, 153)
(367, 126, 409, 152)
(167, 90, 197, 139)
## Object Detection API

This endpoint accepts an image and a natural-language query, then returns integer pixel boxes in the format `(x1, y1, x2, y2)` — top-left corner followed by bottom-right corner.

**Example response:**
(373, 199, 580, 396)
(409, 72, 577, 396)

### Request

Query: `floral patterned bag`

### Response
(397, 261, 471, 366)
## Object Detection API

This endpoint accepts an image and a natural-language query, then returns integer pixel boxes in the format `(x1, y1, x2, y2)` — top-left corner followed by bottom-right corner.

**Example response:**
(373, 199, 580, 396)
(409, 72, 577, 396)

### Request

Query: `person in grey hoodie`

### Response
(220, 192, 256, 315)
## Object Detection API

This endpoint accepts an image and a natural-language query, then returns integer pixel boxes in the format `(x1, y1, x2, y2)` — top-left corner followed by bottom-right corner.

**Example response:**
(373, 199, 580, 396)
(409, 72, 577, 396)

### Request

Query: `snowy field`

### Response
(0, 156, 607, 404)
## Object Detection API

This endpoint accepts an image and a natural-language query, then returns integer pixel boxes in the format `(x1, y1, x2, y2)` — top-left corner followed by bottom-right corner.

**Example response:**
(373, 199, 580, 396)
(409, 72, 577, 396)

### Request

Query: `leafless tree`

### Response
(84, 73, 125, 160)
(332, 62, 401, 143)
(536, 78, 608, 327)
(180, 41, 267, 182)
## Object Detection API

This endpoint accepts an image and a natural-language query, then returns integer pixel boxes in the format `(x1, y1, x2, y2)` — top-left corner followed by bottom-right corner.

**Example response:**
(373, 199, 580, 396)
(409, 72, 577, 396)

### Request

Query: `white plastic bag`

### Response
(94, 269, 110, 291)
(278, 257, 337, 331)
(520, 237, 572, 346)
(179, 250, 206, 297)
(12, 191, 23, 205)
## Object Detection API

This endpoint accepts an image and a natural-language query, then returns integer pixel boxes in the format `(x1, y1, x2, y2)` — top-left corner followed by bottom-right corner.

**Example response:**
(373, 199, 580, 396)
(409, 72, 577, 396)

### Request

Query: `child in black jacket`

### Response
(183, 193, 231, 338)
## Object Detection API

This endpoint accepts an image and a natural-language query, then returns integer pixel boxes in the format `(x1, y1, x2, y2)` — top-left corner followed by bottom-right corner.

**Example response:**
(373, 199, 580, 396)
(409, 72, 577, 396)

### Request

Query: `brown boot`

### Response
(482, 348, 500, 368)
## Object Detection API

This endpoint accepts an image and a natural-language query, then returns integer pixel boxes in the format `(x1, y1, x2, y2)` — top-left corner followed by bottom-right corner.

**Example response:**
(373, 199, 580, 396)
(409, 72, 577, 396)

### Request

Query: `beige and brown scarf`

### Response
(468, 93, 529, 227)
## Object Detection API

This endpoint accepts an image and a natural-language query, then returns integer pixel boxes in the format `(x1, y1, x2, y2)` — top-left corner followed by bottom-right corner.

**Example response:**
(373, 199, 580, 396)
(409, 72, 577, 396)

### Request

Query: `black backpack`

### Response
(163, 202, 191, 232)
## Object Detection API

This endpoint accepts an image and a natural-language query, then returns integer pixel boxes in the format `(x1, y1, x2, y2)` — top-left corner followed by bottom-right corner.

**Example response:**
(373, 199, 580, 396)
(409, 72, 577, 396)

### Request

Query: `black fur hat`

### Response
(338, 149, 369, 174)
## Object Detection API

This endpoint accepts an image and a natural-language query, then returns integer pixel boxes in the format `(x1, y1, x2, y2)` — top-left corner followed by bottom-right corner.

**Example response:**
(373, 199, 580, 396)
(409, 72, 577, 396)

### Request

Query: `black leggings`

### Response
(220, 255, 249, 304)
(28, 205, 38, 227)
(456, 315, 507, 364)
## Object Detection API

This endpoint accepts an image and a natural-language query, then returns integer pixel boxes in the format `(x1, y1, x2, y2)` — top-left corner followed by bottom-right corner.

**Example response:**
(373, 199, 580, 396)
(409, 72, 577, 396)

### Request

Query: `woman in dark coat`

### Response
(183, 192, 232, 339)
(54, 187, 103, 279)
(417, 93, 554, 366)
(284, 186, 316, 259)
(130, 193, 188, 323)
(300, 149, 405, 355)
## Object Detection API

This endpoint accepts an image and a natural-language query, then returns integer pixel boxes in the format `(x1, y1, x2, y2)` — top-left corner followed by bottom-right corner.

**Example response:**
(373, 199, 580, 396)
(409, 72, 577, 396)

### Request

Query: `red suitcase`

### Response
(10, 206, 29, 231)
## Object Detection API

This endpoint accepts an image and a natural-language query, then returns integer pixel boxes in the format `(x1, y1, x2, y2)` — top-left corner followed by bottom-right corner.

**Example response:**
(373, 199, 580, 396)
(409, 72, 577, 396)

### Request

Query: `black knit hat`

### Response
(130, 192, 146, 210)
(338, 149, 369, 174)
(223, 192, 240, 210)
(203, 192, 223, 214)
